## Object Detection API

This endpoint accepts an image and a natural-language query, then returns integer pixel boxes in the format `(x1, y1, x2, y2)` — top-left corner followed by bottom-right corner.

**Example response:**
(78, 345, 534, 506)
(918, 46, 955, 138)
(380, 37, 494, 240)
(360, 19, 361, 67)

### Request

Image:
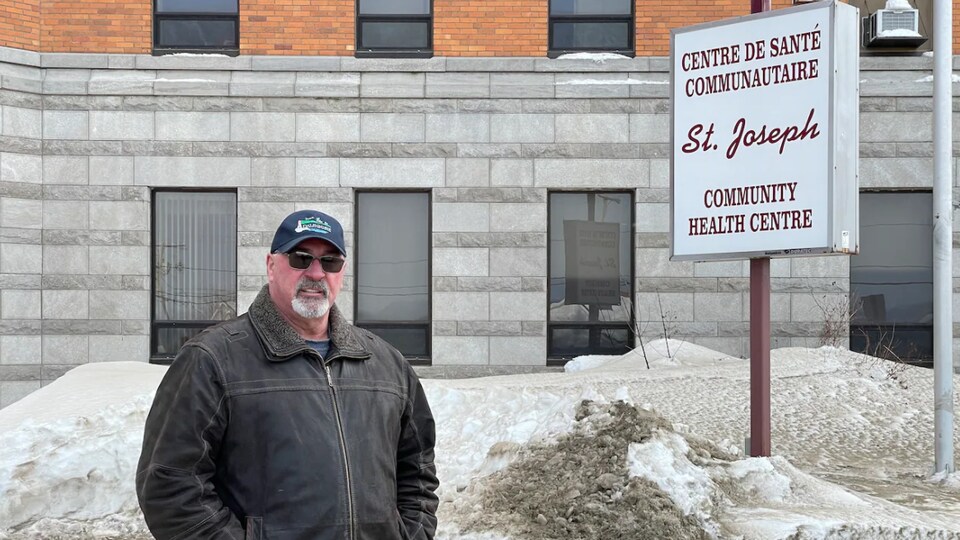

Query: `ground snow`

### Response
(1, 344, 959, 539)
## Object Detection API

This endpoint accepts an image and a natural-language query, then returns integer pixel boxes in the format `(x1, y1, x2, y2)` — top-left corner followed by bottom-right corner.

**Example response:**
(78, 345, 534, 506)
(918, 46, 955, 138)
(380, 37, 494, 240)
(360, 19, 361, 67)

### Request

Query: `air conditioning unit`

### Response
(862, 8, 927, 48)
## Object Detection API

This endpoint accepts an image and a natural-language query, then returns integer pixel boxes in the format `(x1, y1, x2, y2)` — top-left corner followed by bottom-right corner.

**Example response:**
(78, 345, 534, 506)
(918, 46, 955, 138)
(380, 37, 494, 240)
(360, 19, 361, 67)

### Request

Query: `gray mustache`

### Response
(296, 279, 329, 295)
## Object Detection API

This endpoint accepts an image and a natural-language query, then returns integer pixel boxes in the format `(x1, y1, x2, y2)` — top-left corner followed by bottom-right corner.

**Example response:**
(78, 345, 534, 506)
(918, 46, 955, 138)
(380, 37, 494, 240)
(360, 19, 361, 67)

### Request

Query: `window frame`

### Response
(547, 1, 636, 58)
(355, 0, 434, 58)
(353, 189, 433, 365)
(546, 190, 635, 365)
(150, 188, 238, 364)
(849, 189, 934, 367)
(152, 0, 240, 56)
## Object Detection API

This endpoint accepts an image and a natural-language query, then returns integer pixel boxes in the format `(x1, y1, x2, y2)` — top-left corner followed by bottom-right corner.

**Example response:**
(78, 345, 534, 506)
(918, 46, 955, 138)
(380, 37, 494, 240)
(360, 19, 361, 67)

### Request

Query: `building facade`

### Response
(0, 0, 955, 406)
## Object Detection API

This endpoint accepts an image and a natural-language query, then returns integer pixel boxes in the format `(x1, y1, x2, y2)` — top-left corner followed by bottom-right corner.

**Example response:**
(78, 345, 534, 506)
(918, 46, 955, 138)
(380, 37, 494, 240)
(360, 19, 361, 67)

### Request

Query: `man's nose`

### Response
(303, 258, 326, 277)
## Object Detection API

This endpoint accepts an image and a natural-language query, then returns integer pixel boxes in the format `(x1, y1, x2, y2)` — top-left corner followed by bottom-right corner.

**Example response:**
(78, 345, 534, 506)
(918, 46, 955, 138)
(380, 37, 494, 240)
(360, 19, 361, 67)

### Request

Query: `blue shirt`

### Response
(306, 339, 331, 360)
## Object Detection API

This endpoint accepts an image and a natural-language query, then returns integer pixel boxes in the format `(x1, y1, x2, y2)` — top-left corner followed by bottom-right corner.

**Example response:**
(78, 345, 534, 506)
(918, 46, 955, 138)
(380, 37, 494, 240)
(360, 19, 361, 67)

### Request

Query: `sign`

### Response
(563, 220, 620, 306)
(670, 0, 859, 261)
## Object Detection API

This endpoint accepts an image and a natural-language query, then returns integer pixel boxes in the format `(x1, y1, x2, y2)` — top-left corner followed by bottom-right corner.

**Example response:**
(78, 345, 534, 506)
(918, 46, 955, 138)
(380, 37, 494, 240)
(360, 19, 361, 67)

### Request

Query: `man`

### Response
(137, 210, 439, 540)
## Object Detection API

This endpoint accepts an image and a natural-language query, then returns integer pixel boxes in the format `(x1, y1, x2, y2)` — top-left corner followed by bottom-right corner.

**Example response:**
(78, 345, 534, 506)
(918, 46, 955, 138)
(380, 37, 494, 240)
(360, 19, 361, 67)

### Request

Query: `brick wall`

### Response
(955, 1, 960, 53)
(243, 0, 354, 55)
(0, 0, 40, 51)
(635, 0, 794, 56)
(435, 0, 547, 57)
(0, 0, 957, 56)
(41, 0, 150, 53)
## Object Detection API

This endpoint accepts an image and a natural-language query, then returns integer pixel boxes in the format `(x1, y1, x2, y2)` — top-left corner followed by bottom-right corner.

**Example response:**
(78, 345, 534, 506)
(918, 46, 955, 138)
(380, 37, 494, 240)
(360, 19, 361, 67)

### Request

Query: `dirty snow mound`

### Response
(455, 401, 720, 539)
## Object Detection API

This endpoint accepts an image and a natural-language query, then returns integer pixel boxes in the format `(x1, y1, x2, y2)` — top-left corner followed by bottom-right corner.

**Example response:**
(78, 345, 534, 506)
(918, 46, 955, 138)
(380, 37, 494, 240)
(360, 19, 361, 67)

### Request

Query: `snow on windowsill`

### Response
(153, 78, 220, 83)
(876, 28, 922, 38)
(884, 0, 914, 10)
(555, 78, 667, 85)
(914, 74, 960, 83)
(167, 52, 233, 57)
(554, 52, 633, 63)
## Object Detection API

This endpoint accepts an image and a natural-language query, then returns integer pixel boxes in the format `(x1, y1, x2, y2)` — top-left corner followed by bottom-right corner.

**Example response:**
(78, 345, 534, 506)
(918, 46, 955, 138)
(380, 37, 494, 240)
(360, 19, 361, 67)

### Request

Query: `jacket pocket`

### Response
(244, 516, 263, 540)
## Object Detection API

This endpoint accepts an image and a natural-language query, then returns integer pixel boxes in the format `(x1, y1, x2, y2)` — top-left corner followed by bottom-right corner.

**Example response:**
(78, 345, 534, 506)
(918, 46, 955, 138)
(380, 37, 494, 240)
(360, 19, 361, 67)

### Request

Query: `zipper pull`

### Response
(323, 363, 334, 388)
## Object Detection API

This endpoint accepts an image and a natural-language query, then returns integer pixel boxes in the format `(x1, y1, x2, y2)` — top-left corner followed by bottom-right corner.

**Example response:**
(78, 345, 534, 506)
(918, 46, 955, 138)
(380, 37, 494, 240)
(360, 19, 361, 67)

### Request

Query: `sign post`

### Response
(750, 0, 772, 460)
(670, 0, 860, 457)
(933, 0, 955, 473)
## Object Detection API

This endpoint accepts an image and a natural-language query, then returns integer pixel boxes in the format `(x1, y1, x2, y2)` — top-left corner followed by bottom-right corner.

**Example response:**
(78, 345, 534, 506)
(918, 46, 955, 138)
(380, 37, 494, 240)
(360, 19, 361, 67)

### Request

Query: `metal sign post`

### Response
(750, 257, 771, 456)
(932, 0, 955, 474)
(749, 0, 772, 459)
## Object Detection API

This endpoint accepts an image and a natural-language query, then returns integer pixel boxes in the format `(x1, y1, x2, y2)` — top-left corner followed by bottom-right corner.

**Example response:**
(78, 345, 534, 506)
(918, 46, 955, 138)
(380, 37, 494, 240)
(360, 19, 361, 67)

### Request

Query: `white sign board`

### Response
(671, 0, 859, 261)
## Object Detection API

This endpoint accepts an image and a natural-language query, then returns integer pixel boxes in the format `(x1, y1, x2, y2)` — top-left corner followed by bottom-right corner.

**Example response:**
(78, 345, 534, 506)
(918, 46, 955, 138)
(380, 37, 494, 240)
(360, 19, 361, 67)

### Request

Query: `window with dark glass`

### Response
(850, 191, 933, 366)
(355, 192, 431, 361)
(151, 190, 237, 361)
(153, 0, 239, 54)
(549, 0, 634, 57)
(357, 0, 432, 57)
(548, 192, 633, 361)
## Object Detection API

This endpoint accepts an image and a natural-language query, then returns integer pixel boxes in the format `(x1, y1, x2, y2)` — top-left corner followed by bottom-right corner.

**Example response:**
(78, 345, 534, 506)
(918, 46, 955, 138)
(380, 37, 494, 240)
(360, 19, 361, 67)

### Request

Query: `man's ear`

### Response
(266, 253, 275, 281)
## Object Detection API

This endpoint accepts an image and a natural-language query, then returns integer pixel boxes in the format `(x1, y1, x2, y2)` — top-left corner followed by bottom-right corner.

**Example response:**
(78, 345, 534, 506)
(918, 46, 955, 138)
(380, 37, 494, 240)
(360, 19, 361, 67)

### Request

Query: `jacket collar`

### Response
(248, 285, 370, 362)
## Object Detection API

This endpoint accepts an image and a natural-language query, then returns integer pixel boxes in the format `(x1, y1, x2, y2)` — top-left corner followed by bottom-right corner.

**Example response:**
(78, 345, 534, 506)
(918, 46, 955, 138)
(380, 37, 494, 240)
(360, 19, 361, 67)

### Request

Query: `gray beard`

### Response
(291, 279, 330, 319)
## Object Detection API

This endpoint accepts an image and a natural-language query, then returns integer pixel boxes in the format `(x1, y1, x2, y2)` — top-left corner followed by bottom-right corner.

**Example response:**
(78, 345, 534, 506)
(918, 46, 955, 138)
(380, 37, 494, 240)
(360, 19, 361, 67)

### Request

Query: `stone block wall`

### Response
(0, 47, 956, 407)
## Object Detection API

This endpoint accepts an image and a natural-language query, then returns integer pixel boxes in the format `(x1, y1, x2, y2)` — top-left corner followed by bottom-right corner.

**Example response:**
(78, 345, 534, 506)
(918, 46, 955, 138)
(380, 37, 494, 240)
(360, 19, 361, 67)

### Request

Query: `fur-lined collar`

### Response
(247, 285, 370, 362)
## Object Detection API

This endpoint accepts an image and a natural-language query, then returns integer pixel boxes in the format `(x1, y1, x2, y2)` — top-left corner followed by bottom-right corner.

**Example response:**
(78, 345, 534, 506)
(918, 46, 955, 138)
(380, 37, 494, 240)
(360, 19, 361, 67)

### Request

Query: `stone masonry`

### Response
(0, 47, 957, 406)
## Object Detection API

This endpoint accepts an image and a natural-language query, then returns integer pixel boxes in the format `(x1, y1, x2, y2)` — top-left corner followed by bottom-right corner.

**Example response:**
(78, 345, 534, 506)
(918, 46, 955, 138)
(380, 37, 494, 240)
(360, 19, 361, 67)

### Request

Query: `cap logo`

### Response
(294, 217, 332, 235)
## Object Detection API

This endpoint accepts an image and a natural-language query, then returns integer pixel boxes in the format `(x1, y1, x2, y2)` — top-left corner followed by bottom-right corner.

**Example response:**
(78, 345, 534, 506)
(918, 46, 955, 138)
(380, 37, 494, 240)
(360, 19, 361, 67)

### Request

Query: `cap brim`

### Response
(274, 234, 346, 257)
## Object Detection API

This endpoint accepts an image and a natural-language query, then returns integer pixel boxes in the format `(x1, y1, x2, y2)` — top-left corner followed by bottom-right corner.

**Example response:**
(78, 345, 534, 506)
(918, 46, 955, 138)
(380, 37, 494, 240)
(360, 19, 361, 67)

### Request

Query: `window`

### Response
(355, 192, 431, 361)
(850, 192, 933, 365)
(152, 190, 237, 361)
(549, 0, 634, 58)
(357, 0, 432, 57)
(153, 0, 239, 55)
(548, 192, 633, 361)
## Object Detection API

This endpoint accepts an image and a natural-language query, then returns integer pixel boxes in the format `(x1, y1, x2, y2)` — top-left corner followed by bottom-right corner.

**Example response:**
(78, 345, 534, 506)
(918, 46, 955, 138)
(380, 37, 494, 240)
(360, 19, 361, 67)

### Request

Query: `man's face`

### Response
(267, 237, 346, 325)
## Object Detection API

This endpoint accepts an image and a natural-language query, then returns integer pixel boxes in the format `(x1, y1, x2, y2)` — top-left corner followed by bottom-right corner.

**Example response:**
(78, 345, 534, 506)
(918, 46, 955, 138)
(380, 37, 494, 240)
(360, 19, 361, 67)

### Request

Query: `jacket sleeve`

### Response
(136, 343, 245, 540)
(396, 367, 440, 540)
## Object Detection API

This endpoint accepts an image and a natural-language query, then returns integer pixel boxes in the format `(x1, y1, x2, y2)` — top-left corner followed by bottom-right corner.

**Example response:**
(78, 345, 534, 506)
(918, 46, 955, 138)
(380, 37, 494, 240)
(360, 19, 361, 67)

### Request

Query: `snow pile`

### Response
(1, 344, 960, 539)
(0, 363, 166, 538)
(452, 400, 714, 539)
(565, 339, 734, 373)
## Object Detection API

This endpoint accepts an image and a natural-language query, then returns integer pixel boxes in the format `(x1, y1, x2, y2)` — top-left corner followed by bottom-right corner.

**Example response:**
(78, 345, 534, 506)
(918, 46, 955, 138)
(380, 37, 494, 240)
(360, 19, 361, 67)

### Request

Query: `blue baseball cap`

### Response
(271, 210, 347, 257)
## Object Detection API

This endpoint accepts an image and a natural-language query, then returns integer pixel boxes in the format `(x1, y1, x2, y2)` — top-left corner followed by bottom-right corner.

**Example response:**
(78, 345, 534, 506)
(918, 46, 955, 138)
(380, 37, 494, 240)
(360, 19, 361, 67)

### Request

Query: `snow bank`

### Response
(1, 346, 959, 539)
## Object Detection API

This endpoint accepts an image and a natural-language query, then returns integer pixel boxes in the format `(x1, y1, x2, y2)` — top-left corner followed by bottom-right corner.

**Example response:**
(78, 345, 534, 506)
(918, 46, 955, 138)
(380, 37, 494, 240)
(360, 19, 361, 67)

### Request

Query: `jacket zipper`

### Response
(323, 360, 356, 540)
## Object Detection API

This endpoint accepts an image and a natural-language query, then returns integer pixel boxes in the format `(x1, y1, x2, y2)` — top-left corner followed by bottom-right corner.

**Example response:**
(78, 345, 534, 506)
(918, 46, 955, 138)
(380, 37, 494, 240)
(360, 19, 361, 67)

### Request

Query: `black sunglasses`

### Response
(284, 251, 345, 272)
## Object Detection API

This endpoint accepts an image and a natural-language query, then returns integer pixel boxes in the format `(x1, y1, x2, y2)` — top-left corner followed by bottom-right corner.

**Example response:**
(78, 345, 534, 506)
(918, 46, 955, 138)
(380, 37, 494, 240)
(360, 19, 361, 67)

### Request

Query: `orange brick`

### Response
(0, 0, 956, 57)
